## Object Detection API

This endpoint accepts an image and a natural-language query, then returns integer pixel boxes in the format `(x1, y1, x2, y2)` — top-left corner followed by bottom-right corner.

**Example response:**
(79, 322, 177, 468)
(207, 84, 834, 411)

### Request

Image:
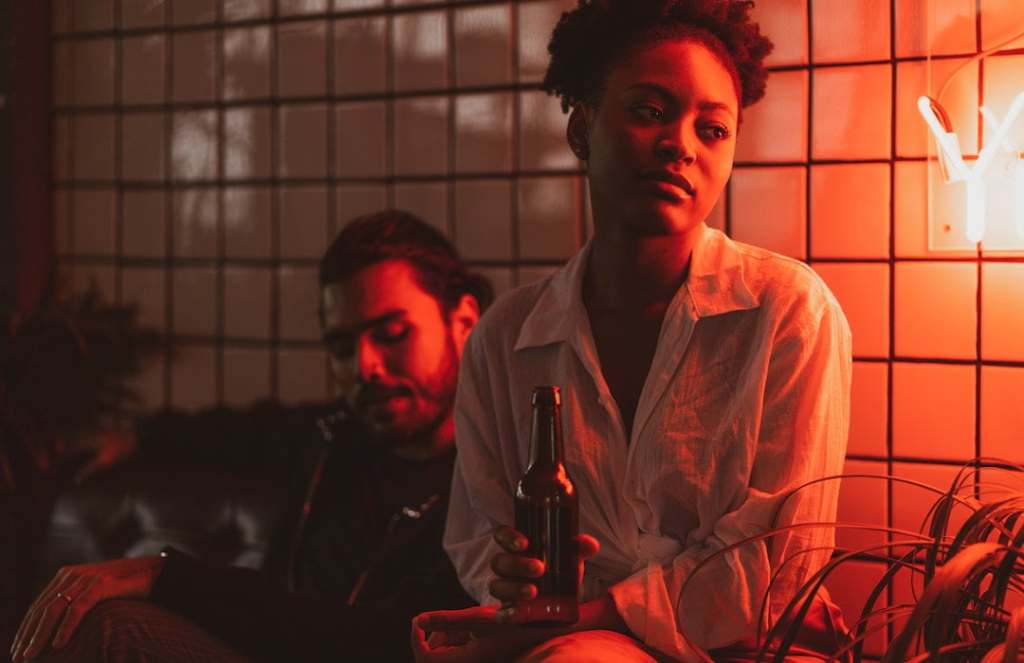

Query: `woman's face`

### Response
(576, 38, 739, 238)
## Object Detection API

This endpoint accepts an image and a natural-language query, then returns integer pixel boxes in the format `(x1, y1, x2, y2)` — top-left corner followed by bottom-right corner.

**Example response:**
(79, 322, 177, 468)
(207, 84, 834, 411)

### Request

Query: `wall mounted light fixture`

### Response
(918, 92, 1024, 244)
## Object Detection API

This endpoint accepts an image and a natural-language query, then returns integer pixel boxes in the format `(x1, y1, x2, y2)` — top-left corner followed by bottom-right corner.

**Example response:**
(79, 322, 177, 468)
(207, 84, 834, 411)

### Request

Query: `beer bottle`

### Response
(513, 385, 579, 625)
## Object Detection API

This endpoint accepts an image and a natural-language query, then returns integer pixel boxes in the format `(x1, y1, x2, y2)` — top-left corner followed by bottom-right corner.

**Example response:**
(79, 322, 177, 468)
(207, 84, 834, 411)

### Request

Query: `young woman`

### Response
(414, 1, 852, 661)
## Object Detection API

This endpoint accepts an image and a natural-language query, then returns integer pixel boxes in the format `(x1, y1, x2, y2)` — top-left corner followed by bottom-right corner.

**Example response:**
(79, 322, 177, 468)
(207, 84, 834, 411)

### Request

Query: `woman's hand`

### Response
(488, 525, 600, 621)
(411, 606, 562, 663)
(10, 556, 165, 663)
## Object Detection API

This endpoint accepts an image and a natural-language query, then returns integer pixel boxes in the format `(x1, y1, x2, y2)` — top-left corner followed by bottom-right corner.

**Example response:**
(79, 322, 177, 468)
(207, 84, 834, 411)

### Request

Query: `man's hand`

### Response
(488, 525, 600, 620)
(10, 556, 165, 663)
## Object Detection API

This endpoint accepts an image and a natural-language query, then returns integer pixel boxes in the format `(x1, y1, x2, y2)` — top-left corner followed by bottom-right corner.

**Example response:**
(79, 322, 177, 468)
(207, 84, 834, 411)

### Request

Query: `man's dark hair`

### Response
(319, 210, 494, 315)
(542, 0, 774, 115)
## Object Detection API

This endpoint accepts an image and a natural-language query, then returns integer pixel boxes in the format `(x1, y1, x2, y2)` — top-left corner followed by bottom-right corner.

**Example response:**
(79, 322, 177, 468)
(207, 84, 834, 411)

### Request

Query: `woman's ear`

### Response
(449, 294, 480, 358)
(567, 105, 590, 161)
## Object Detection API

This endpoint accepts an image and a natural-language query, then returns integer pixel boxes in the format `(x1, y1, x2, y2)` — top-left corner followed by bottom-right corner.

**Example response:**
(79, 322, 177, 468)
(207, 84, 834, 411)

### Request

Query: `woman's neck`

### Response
(584, 223, 702, 314)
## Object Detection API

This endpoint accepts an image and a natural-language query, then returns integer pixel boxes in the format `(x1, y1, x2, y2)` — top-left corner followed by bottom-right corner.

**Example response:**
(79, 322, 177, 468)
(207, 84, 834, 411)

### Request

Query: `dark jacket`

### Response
(141, 402, 473, 662)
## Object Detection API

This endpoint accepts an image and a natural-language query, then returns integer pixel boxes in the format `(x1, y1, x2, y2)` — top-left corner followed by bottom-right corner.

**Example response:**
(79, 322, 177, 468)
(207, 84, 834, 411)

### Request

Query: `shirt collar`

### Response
(514, 223, 760, 352)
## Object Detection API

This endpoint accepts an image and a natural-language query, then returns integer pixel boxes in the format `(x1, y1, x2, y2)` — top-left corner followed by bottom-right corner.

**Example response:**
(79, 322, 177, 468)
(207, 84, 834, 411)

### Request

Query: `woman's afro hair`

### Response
(542, 0, 774, 113)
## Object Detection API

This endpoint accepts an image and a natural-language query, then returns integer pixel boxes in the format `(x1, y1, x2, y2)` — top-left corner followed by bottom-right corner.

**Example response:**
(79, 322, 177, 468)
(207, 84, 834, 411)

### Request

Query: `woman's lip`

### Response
(642, 179, 692, 201)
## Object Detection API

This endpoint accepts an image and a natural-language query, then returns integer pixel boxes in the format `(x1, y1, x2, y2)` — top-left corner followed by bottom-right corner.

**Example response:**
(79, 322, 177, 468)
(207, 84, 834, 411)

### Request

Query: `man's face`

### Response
(320, 260, 459, 446)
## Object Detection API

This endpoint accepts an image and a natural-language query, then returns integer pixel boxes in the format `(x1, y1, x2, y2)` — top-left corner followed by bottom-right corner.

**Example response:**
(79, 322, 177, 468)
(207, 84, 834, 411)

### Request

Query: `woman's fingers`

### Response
(51, 574, 102, 648)
(493, 525, 528, 553)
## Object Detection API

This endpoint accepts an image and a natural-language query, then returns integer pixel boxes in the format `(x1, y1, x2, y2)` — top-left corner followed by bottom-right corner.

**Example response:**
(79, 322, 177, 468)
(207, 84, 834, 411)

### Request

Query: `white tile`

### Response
(812, 263, 890, 358)
(893, 161, 975, 258)
(334, 17, 387, 95)
(895, 0, 976, 57)
(122, 112, 166, 182)
(169, 344, 217, 411)
(810, 163, 890, 258)
(73, 0, 114, 31)
(277, 20, 327, 97)
(896, 58, 978, 159)
(894, 261, 977, 359)
(127, 353, 167, 411)
(122, 191, 166, 258)
(477, 267, 514, 299)
(224, 107, 272, 179)
(394, 97, 449, 175)
(392, 11, 448, 91)
(734, 69, 808, 163)
(812, 65, 892, 160)
(53, 0, 72, 34)
(393, 183, 449, 236)
(224, 0, 271, 21)
(121, 267, 167, 329)
(836, 459, 889, 552)
(981, 54, 1024, 149)
(122, 35, 166, 105)
(54, 190, 71, 255)
(54, 117, 71, 181)
(518, 0, 576, 82)
(278, 104, 328, 178)
(980, 0, 1024, 50)
(172, 268, 218, 337)
(172, 111, 219, 181)
(519, 90, 577, 171)
(981, 366, 1024, 461)
(335, 102, 387, 177)
(71, 189, 116, 255)
(824, 561, 889, 657)
(173, 31, 217, 103)
(728, 166, 806, 259)
(224, 267, 273, 339)
(454, 5, 512, 86)
(333, 0, 385, 9)
(890, 461, 973, 537)
(172, 188, 219, 258)
(336, 185, 388, 226)
(278, 266, 322, 341)
(223, 348, 272, 406)
(72, 114, 116, 180)
(812, 0, 891, 64)
(53, 42, 72, 107)
(224, 187, 272, 259)
(849, 361, 889, 456)
(70, 264, 116, 301)
(72, 39, 115, 106)
(277, 348, 329, 404)
(516, 265, 560, 287)
(223, 26, 272, 100)
(280, 186, 329, 258)
(893, 362, 976, 459)
(172, 0, 216, 25)
(121, 0, 165, 28)
(981, 263, 1024, 361)
(280, 0, 328, 14)
(752, 0, 808, 67)
(517, 176, 580, 260)
(454, 180, 513, 261)
(455, 93, 513, 173)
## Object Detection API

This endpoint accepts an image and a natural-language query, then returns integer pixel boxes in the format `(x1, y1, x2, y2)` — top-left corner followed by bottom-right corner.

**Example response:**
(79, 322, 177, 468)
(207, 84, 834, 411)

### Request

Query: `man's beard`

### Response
(355, 337, 458, 450)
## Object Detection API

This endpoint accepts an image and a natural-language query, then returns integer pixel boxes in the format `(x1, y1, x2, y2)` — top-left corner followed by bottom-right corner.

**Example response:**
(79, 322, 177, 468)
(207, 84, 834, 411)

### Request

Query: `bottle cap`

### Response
(532, 386, 561, 406)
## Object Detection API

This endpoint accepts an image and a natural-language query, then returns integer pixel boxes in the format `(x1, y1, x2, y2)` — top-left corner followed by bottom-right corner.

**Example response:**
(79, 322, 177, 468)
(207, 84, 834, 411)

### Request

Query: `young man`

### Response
(12, 210, 492, 663)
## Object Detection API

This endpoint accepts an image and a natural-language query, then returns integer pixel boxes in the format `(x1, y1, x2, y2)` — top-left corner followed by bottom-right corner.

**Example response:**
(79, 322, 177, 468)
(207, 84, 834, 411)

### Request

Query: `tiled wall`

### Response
(51, 0, 1024, 653)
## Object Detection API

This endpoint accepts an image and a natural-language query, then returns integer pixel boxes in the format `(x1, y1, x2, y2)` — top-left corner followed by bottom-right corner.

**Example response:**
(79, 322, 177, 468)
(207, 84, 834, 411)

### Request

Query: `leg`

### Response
(515, 630, 666, 663)
(34, 599, 253, 663)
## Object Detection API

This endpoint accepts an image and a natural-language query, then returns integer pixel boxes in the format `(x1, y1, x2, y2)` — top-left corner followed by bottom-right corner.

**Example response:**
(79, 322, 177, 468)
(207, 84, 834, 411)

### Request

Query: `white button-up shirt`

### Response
(444, 224, 852, 660)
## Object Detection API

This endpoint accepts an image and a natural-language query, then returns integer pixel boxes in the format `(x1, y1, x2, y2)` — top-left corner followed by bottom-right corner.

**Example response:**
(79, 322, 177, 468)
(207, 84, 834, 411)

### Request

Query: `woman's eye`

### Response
(700, 124, 731, 141)
(632, 105, 664, 121)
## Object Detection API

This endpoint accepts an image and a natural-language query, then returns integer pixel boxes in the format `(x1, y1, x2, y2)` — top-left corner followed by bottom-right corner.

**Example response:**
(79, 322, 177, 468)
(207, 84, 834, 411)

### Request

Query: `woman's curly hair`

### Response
(542, 0, 774, 114)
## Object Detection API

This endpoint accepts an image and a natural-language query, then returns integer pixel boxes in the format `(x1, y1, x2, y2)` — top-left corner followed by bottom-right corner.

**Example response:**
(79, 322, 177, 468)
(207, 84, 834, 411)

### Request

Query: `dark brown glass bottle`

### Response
(513, 385, 579, 626)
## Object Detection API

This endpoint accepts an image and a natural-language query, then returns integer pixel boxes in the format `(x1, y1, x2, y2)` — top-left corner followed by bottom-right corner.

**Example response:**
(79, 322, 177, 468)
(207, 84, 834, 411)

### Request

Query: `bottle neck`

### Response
(528, 405, 564, 467)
